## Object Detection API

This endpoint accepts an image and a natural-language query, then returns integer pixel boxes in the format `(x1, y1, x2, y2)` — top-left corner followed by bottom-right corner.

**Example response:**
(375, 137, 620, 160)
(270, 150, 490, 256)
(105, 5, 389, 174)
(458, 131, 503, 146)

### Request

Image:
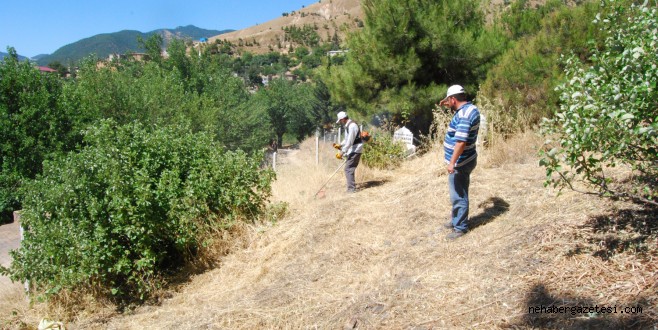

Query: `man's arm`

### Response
(341, 122, 357, 155)
(448, 141, 466, 174)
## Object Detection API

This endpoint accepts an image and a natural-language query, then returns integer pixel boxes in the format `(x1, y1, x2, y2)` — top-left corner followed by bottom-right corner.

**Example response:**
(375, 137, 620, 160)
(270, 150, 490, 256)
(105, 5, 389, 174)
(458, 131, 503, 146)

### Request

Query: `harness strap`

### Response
(350, 121, 363, 145)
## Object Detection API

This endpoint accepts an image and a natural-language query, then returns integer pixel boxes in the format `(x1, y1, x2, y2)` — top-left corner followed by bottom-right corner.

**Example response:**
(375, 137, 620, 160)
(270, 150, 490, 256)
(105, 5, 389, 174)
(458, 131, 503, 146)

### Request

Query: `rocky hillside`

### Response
(209, 0, 362, 54)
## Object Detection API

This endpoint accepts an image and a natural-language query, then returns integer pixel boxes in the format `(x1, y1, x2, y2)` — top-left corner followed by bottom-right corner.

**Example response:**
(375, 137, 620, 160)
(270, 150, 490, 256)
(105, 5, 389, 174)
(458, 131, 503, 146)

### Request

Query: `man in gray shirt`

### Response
(336, 111, 364, 193)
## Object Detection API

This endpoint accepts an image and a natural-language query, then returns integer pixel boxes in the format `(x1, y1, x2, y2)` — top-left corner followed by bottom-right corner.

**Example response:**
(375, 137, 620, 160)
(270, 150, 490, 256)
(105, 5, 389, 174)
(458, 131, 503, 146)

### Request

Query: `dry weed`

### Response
(6, 131, 655, 329)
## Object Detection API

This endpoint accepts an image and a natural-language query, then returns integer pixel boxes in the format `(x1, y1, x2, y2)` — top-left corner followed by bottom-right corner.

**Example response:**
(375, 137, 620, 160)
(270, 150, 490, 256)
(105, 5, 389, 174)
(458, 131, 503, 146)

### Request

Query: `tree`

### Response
(540, 1, 658, 206)
(138, 34, 164, 65)
(312, 78, 342, 128)
(165, 39, 191, 81)
(323, 0, 506, 132)
(256, 78, 317, 145)
(0, 48, 81, 222)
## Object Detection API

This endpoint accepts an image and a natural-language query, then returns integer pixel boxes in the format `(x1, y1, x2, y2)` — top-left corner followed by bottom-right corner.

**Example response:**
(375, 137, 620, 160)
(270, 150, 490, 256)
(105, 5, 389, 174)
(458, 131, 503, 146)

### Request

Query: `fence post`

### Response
(315, 129, 320, 165)
(272, 152, 277, 171)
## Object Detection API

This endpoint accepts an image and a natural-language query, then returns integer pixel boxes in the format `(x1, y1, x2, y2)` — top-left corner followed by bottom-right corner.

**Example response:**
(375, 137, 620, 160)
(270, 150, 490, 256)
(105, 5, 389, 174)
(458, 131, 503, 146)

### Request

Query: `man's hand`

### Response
(448, 141, 466, 174)
(447, 163, 455, 174)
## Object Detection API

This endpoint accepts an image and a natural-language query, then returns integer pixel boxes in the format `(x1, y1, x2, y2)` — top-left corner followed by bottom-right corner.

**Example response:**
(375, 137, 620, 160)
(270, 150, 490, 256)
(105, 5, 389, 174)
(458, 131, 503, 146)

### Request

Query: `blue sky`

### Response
(1, 0, 318, 58)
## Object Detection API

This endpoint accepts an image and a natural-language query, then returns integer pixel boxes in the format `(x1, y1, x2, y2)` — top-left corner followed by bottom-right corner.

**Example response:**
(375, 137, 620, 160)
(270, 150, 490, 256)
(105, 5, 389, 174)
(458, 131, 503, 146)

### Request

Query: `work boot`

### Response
(446, 229, 465, 240)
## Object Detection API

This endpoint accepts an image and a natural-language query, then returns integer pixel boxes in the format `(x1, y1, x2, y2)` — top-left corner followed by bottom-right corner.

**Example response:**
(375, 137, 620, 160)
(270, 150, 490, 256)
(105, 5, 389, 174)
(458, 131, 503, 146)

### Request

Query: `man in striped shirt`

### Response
(439, 85, 480, 240)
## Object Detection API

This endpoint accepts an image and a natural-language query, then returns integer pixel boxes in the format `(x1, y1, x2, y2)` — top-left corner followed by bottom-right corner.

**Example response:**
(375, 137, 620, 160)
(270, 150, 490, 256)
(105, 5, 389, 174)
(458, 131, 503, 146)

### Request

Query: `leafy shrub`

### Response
(500, 0, 566, 40)
(66, 55, 272, 153)
(362, 130, 407, 170)
(540, 1, 658, 205)
(3, 120, 274, 302)
(480, 0, 605, 134)
(0, 48, 83, 223)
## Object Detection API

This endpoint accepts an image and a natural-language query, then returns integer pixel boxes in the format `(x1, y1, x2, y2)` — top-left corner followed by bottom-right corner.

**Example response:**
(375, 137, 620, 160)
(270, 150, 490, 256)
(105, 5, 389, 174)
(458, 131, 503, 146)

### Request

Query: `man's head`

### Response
(336, 111, 348, 125)
(440, 85, 467, 111)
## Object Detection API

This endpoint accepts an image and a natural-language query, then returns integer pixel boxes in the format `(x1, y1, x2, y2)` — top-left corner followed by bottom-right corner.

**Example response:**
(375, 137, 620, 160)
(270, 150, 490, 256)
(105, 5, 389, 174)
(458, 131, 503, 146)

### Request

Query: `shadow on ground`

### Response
(515, 284, 656, 330)
(358, 180, 388, 190)
(564, 206, 658, 260)
(470, 196, 510, 230)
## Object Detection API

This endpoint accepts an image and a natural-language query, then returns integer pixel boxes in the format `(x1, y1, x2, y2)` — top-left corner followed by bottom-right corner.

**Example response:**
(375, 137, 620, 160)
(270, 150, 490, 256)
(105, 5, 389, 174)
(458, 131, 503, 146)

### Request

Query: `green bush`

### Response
(362, 130, 407, 170)
(540, 1, 658, 205)
(480, 0, 605, 134)
(0, 48, 83, 223)
(2, 120, 274, 302)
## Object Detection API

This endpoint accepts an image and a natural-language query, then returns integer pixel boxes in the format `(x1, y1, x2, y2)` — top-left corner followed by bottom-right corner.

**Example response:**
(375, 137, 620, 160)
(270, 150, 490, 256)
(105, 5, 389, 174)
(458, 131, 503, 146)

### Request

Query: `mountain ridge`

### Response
(0, 51, 28, 61)
(36, 25, 233, 66)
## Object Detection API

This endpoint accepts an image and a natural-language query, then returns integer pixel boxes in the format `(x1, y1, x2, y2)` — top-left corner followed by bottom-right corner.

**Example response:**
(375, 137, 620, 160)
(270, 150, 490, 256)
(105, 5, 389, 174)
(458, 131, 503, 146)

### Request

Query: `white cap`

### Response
(336, 111, 347, 123)
(442, 85, 465, 101)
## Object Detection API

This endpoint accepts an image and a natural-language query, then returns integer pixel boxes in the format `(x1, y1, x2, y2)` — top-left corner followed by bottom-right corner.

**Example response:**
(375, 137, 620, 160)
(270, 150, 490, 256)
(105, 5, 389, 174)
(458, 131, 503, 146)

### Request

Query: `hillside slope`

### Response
(88, 135, 656, 329)
(209, 0, 362, 54)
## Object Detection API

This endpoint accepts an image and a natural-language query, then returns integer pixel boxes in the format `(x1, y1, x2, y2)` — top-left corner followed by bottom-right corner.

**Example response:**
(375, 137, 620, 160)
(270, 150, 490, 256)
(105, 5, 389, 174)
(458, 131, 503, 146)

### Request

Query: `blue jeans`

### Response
(449, 158, 477, 232)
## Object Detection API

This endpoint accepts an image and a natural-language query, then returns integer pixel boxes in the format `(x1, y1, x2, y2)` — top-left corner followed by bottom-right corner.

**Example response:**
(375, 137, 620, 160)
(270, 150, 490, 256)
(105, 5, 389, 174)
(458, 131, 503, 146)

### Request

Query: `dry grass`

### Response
(208, 0, 362, 55)
(3, 133, 656, 329)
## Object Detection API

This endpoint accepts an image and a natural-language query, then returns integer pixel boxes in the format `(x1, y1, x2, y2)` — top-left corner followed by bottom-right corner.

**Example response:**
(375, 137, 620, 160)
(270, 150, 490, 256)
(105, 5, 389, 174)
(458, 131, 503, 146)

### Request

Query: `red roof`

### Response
(37, 66, 57, 73)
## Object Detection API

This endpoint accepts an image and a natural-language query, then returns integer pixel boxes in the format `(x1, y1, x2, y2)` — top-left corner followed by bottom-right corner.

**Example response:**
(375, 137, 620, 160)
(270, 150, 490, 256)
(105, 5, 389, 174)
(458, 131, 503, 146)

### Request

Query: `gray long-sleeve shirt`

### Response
(341, 120, 364, 155)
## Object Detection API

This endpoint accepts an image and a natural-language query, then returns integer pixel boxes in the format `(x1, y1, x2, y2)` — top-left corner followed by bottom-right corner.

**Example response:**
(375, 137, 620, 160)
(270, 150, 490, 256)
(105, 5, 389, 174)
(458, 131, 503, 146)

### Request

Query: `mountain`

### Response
(31, 54, 49, 62)
(36, 25, 233, 66)
(0, 51, 28, 61)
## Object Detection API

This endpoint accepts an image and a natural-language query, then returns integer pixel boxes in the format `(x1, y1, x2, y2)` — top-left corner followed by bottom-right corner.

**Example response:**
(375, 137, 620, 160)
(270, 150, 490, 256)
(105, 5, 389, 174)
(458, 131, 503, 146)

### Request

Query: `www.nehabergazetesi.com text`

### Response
(529, 305, 643, 316)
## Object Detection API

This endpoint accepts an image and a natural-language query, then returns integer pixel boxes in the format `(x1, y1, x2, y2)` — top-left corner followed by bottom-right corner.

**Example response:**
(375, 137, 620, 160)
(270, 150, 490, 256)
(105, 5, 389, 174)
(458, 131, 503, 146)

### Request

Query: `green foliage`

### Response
(283, 24, 321, 47)
(5, 120, 274, 302)
(540, 1, 658, 205)
(256, 78, 318, 145)
(501, 0, 567, 39)
(138, 34, 164, 65)
(312, 78, 342, 128)
(63, 51, 271, 153)
(480, 0, 605, 134)
(0, 48, 83, 223)
(323, 0, 507, 132)
(362, 130, 407, 170)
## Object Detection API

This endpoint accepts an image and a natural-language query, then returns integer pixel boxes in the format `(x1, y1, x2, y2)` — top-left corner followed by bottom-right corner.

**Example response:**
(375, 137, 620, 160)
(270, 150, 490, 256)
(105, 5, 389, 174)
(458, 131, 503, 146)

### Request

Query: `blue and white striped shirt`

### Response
(443, 102, 480, 167)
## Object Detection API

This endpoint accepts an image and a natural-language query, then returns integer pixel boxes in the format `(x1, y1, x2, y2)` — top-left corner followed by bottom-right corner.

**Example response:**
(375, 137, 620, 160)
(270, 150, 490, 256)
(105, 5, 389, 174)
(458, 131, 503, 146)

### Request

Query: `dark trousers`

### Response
(344, 152, 361, 192)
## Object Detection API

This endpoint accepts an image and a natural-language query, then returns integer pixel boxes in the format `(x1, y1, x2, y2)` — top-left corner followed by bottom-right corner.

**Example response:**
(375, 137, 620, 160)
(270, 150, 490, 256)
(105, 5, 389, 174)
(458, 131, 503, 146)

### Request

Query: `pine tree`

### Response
(323, 0, 506, 131)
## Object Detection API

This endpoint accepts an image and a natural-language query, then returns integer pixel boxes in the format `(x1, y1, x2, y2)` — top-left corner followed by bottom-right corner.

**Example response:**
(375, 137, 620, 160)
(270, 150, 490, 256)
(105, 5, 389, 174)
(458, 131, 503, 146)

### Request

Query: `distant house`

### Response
(107, 53, 151, 62)
(284, 71, 297, 81)
(37, 66, 57, 73)
(199, 37, 208, 43)
(97, 53, 152, 69)
(327, 50, 349, 57)
(261, 72, 298, 86)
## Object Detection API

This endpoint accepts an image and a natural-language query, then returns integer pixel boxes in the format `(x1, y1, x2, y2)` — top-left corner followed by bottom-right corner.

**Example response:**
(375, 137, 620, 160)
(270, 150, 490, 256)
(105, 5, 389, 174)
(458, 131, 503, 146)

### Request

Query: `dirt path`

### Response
(0, 219, 22, 294)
